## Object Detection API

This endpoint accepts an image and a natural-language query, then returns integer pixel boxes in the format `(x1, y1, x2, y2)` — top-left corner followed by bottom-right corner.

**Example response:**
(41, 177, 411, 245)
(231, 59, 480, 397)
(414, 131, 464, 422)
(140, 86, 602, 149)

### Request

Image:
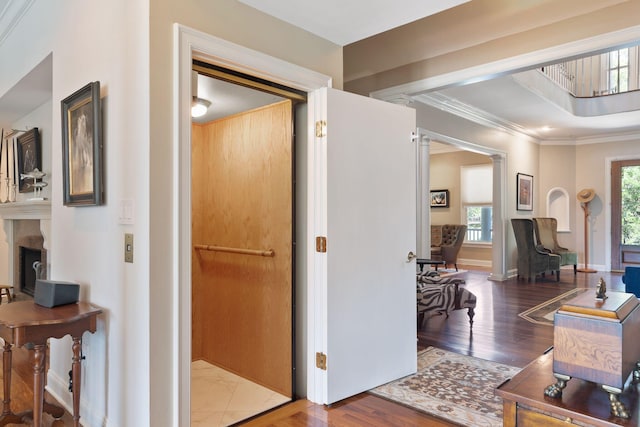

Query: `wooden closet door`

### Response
(192, 100, 293, 396)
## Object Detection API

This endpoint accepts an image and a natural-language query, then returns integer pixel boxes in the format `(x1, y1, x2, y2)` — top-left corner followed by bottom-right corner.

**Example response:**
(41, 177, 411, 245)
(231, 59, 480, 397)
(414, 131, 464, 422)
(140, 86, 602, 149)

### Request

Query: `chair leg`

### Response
(454, 264, 458, 271)
(556, 270, 560, 281)
(574, 264, 577, 275)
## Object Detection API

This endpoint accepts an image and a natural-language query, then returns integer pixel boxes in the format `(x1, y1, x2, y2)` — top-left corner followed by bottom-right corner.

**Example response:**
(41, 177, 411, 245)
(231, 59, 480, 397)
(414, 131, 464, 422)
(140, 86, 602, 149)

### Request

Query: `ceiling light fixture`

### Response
(191, 97, 211, 118)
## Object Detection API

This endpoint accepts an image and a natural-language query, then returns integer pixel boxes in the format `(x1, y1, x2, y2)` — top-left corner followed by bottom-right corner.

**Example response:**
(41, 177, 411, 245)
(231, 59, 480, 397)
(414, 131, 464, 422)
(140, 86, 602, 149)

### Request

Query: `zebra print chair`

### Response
(416, 271, 476, 329)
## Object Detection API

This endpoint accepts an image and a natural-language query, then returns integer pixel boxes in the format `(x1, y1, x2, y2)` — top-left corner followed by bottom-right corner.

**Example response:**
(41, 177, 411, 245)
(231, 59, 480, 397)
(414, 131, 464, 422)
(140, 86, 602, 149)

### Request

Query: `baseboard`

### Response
(47, 369, 108, 427)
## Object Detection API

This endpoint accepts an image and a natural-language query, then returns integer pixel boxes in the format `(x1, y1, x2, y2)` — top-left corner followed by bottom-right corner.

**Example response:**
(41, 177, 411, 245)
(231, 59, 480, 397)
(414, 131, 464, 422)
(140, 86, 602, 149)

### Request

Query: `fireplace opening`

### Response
(19, 246, 42, 296)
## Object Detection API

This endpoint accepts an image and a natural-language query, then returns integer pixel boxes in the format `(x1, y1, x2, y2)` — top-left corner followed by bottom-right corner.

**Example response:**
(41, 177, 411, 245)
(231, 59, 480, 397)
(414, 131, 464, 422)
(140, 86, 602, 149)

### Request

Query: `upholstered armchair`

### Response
(511, 219, 560, 282)
(623, 266, 640, 298)
(430, 224, 467, 271)
(533, 217, 578, 274)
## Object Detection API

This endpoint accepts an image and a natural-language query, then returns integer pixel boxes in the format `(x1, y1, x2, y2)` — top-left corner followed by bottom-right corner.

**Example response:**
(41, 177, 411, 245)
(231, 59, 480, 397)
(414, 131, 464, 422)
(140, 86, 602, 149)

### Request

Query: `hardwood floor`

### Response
(243, 266, 626, 426)
(3, 269, 625, 426)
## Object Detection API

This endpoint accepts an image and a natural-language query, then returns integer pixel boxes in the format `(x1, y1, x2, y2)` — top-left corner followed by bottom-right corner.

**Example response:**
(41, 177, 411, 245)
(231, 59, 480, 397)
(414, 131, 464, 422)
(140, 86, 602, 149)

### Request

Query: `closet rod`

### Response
(194, 244, 275, 257)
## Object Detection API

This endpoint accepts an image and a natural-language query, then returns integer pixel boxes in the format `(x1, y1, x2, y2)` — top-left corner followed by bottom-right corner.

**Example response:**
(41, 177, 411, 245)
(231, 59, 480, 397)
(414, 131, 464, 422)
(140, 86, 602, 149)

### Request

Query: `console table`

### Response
(0, 301, 102, 427)
(496, 350, 638, 426)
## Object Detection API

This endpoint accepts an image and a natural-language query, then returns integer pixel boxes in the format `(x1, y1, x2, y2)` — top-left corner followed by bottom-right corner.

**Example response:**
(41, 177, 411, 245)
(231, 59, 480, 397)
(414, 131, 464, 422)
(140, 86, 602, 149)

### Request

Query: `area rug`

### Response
(369, 347, 520, 427)
(518, 288, 589, 326)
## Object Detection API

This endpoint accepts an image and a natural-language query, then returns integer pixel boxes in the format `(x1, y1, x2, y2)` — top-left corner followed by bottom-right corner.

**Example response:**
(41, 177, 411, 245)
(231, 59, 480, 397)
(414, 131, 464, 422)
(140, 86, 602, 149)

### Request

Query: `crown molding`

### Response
(413, 92, 541, 141)
(0, 0, 35, 47)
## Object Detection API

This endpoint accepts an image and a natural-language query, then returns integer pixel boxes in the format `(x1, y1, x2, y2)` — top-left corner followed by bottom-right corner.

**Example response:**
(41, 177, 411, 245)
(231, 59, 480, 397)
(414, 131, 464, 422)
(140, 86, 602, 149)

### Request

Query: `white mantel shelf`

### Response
(0, 200, 51, 220)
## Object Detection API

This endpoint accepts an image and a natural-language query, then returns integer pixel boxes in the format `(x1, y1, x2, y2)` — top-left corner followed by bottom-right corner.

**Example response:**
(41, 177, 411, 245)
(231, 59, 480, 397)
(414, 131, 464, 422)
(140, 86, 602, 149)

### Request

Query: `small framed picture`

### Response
(517, 173, 533, 211)
(17, 128, 41, 193)
(61, 81, 103, 206)
(430, 189, 449, 208)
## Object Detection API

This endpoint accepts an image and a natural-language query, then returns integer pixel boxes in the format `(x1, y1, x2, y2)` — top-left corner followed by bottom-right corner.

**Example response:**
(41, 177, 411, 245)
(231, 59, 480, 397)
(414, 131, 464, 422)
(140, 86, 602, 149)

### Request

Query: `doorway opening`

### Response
(610, 158, 640, 272)
(190, 61, 305, 425)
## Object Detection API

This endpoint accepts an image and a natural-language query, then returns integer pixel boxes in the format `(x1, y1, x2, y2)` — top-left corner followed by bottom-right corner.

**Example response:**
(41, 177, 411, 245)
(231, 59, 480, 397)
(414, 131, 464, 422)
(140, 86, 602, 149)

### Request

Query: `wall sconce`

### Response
(191, 97, 211, 118)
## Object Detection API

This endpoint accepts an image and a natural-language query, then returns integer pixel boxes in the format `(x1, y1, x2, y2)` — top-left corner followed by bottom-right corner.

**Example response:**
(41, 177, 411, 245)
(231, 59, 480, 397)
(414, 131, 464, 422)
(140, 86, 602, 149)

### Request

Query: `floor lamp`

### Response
(577, 188, 597, 273)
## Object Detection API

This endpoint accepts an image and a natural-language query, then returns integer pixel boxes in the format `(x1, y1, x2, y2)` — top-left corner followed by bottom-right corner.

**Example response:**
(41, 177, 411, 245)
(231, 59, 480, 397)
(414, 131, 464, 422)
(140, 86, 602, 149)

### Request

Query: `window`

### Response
(460, 164, 493, 243)
(609, 48, 629, 94)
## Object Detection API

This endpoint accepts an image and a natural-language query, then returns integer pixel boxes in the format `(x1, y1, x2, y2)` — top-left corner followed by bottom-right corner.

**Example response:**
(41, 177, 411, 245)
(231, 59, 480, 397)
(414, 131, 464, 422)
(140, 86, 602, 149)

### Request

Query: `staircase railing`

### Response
(539, 45, 639, 98)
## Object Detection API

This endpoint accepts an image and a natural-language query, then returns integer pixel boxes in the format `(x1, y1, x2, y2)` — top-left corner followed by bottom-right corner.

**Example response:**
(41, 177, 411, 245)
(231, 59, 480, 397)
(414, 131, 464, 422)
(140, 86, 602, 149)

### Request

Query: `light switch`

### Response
(119, 199, 134, 224)
(125, 233, 134, 263)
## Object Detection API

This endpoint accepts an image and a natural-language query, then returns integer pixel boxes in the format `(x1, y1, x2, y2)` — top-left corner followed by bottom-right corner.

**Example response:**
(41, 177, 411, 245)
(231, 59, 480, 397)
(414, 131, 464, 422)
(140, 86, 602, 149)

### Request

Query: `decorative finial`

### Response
(595, 277, 607, 300)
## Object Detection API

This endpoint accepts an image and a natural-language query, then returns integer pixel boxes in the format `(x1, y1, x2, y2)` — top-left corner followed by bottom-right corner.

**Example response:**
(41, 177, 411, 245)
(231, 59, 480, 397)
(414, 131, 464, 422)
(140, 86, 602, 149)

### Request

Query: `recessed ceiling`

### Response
(238, 0, 470, 46)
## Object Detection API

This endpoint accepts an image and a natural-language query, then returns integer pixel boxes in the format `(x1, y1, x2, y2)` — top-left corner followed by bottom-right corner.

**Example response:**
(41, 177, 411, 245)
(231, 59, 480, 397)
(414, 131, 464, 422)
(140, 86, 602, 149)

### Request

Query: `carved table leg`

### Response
(544, 373, 571, 398)
(71, 336, 82, 427)
(0, 341, 23, 426)
(2, 341, 11, 416)
(32, 343, 46, 427)
(602, 385, 630, 419)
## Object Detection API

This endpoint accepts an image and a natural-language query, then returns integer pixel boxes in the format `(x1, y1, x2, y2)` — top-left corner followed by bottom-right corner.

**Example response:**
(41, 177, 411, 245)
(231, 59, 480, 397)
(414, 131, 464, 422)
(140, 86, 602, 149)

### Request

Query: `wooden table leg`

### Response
(71, 337, 82, 427)
(0, 341, 22, 426)
(32, 343, 46, 427)
(2, 341, 11, 416)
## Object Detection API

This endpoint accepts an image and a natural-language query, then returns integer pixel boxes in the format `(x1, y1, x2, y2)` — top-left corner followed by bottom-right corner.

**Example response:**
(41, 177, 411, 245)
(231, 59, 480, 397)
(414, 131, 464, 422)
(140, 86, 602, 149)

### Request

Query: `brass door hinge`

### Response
(315, 120, 327, 137)
(316, 352, 327, 370)
(316, 236, 327, 253)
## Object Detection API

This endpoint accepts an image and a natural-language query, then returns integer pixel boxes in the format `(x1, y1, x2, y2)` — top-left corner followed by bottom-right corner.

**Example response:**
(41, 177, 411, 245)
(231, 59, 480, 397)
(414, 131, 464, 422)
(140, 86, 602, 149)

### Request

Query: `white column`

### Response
(418, 136, 431, 258)
(489, 154, 507, 281)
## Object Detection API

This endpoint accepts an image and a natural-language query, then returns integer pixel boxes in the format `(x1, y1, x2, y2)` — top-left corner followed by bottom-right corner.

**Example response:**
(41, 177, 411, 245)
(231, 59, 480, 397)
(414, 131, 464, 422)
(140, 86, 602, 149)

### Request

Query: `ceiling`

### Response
(2, 0, 640, 147)
(238, 0, 470, 46)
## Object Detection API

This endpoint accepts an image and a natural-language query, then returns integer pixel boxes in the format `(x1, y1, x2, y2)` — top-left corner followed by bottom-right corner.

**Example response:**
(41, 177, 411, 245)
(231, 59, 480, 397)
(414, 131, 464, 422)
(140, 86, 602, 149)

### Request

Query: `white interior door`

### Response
(313, 87, 417, 404)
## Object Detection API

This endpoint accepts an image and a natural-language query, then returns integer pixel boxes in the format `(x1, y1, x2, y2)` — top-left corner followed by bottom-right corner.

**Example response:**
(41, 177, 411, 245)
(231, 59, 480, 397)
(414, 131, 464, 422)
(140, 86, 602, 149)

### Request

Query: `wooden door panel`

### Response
(192, 100, 292, 396)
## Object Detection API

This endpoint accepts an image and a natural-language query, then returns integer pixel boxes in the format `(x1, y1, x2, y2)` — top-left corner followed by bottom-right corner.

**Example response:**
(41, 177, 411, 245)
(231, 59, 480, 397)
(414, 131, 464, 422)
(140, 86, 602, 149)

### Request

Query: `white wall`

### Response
(0, 1, 149, 426)
(1, 1, 342, 425)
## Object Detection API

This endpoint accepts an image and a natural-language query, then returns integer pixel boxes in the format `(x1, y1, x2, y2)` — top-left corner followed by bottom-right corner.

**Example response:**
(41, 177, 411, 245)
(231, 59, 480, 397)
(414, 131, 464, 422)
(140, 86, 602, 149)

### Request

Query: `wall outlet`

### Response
(124, 233, 134, 263)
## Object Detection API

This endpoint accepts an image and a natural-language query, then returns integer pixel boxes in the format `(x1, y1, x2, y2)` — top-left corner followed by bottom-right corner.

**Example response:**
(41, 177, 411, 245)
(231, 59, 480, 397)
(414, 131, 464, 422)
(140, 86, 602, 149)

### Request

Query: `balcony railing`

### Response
(540, 45, 640, 97)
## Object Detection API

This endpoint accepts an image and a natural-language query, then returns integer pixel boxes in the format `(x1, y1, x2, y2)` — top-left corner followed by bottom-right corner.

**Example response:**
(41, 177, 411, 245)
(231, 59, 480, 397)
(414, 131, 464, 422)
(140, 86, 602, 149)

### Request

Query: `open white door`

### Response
(310, 88, 417, 404)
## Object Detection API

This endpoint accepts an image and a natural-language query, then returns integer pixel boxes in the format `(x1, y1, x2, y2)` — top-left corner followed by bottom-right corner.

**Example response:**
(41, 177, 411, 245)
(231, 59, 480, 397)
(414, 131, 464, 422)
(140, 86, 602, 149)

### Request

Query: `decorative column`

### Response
(489, 154, 506, 281)
(418, 135, 431, 258)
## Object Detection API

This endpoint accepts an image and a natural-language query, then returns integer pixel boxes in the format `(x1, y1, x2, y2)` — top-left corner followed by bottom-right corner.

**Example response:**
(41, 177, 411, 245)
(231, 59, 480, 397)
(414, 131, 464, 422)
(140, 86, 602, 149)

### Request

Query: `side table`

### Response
(416, 258, 445, 272)
(0, 301, 102, 427)
(496, 350, 638, 426)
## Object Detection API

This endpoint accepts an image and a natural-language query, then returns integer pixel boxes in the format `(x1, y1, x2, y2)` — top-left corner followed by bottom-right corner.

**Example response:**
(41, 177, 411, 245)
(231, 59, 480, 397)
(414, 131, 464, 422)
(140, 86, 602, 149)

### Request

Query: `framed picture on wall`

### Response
(430, 189, 449, 208)
(17, 127, 41, 193)
(61, 81, 103, 206)
(516, 173, 533, 211)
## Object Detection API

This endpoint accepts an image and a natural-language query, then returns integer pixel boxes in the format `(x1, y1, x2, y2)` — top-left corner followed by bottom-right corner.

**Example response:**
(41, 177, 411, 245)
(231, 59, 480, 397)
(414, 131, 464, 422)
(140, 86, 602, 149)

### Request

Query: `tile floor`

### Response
(191, 359, 290, 426)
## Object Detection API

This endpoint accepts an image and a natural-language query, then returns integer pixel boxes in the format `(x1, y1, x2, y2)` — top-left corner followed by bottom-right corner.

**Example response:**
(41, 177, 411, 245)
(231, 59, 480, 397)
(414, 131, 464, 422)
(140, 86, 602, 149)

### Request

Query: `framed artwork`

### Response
(430, 189, 449, 208)
(61, 81, 103, 206)
(17, 128, 41, 193)
(516, 173, 533, 211)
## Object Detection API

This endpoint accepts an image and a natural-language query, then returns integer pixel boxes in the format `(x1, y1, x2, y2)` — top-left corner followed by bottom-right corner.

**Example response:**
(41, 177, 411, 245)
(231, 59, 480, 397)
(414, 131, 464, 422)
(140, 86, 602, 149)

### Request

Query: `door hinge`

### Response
(316, 236, 327, 253)
(315, 120, 327, 137)
(316, 352, 327, 370)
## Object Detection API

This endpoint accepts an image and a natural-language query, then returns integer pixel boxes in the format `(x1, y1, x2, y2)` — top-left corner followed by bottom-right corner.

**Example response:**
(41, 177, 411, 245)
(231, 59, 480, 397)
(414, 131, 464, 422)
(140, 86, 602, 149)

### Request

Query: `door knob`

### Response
(407, 251, 417, 262)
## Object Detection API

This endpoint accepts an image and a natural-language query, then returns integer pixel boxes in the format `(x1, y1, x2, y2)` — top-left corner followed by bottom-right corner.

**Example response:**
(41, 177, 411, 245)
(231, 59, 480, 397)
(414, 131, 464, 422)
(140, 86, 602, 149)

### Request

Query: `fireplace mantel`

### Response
(0, 201, 51, 220)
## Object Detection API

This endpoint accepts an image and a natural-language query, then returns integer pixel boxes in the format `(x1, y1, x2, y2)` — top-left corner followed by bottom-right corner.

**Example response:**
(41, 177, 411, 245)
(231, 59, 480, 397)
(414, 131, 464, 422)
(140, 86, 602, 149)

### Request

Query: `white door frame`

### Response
(173, 24, 331, 426)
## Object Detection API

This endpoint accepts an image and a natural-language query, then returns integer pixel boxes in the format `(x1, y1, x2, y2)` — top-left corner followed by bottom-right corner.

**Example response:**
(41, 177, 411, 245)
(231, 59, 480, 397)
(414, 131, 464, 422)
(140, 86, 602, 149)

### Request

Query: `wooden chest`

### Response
(553, 291, 640, 390)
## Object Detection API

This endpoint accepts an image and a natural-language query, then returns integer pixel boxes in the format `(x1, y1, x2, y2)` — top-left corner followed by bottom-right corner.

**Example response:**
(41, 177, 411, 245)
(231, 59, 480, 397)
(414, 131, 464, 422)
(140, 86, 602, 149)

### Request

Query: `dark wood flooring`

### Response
(3, 269, 625, 426)
(243, 267, 626, 426)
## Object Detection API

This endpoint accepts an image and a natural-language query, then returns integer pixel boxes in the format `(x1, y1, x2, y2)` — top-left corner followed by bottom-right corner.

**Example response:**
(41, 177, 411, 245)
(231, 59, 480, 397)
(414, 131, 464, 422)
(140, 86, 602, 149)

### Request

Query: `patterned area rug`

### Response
(518, 288, 589, 326)
(369, 347, 520, 426)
